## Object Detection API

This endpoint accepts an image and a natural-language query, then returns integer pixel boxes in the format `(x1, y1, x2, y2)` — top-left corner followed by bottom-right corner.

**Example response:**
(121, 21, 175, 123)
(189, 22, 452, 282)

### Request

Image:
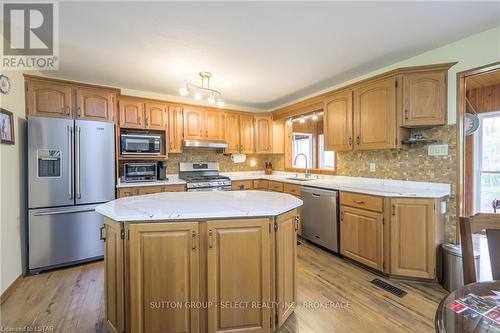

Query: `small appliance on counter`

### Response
(157, 161, 168, 180)
(122, 162, 157, 182)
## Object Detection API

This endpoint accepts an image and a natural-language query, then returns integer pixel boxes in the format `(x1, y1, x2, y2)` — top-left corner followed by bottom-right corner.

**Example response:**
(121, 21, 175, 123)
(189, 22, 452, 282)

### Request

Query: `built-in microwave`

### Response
(120, 131, 162, 155)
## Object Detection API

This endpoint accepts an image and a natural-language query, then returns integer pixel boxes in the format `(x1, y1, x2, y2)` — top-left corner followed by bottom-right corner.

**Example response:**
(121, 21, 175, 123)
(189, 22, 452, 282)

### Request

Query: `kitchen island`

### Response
(96, 190, 302, 333)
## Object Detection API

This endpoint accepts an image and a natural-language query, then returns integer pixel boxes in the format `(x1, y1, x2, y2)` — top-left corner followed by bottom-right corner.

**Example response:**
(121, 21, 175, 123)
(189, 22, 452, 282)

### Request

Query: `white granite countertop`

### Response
(116, 171, 450, 198)
(222, 171, 451, 198)
(96, 190, 303, 222)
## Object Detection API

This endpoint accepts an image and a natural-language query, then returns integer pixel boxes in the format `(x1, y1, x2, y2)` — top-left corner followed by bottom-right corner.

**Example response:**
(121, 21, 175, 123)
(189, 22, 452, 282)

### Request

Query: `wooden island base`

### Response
(103, 209, 299, 333)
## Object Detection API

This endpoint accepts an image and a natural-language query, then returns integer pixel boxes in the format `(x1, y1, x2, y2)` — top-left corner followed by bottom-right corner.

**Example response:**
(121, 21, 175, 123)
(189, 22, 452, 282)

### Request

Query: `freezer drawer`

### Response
(301, 187, 339, 252)
(28, 205, 104, 272)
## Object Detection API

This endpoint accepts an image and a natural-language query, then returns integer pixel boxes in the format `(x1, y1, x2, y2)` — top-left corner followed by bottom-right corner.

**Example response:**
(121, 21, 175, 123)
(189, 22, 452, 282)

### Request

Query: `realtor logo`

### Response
(2, 2, 59, 70)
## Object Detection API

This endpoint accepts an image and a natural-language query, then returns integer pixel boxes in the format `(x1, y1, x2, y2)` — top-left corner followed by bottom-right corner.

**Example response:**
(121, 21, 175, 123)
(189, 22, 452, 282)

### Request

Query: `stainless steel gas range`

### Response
(179, 162, 231, 191)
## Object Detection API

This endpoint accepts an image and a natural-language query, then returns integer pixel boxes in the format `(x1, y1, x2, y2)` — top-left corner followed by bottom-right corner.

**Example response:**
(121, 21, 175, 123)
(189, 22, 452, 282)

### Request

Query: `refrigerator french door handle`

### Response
(75, 125, 81, 199)
(33, 208, 96, 216)
(67, 126, 74, 199)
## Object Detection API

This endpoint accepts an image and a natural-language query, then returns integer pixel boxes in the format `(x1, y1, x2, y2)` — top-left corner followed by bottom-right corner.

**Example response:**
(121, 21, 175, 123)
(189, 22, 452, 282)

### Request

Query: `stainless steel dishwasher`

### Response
(301, 186, 339, 253)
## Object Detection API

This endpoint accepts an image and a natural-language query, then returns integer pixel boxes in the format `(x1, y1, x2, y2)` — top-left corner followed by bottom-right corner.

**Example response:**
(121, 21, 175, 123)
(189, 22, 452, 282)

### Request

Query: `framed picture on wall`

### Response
(1, 108, 15, 145)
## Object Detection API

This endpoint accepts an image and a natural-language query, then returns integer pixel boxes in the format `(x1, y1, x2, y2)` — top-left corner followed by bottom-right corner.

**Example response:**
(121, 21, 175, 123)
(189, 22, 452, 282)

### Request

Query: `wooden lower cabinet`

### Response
(253, 180, 269, 190)
(339, 192, 444, 280)
(390, 198, 442, 279)
(128, 222, 200, 333)
(117, 184, 186, 198)
(274, 211, 297, 327)
(137, 186, 163, 195)
(104, 218, 125, 333)
(340, 206, 383, 271)
(103, 210, 299, 333)
(207, 219, 271, 333)
(231, 180, 254, 191)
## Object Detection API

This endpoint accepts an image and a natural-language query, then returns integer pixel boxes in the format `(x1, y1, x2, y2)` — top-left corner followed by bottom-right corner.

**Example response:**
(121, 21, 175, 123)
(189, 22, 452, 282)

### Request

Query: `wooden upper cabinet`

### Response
(402, 71, 446, 127)
(239, 114, 255, 154)
(183, 106, 205, 140)
(353, 77, 397, 150)
(119, 98, 144, 129)
(272, 119, 285, 154)
(324, 90, 353, 151)
(75, 87, 115, 122)
(128, 222, 200, 333)
(26, 80, 72, 118)
(340, 206, 383, 271)
(254, 115, 273, 154)
(390, 198, 436, 279)
(168, 106, 183, 153)
(144, 102, 167, 130)
(207, 219, 270, 333)
(204, 109, 224, 141)
(224, 112, 240, 153)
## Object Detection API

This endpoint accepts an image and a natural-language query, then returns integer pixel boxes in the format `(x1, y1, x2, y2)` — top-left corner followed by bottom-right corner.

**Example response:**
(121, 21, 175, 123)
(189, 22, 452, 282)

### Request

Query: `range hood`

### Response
(183, 139, 228, 149)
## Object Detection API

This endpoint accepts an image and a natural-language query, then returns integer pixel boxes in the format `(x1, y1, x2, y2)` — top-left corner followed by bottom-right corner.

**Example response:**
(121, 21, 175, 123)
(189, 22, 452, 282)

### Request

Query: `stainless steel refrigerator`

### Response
(27, 117, 115, 274)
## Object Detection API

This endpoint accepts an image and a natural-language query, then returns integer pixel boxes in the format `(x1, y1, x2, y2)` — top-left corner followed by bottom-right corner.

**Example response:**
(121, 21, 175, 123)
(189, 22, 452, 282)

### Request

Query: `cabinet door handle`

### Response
(354, 200, 365, 205)
(392, 204, 396, 216)
(100, 226, 106, 241)
(356, 136, 360, 145)
(348, 137, 352, 146)
(77, 106, 81, 117)
(200, 129, 203, 137)
(340, 210, 344, 221)
(404, 109, 408, 120)
(206, 129, 208, 136)
(191, 230, 197, 250)
(208, 230, 214, 249)
(145, 116, 148, 127)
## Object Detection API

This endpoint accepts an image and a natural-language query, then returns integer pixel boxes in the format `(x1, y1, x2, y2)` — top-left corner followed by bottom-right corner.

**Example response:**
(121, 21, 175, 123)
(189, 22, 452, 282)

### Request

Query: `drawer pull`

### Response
(354, 200, 365, 204)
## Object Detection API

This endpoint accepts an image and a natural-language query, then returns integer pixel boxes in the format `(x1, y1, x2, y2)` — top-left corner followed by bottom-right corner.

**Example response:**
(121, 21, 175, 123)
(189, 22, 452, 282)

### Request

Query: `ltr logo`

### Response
(3, 3, 54, 56)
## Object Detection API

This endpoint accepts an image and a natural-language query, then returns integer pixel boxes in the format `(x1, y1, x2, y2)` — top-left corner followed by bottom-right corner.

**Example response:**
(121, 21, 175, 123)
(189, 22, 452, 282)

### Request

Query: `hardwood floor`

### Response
(0, 242, 446, 333)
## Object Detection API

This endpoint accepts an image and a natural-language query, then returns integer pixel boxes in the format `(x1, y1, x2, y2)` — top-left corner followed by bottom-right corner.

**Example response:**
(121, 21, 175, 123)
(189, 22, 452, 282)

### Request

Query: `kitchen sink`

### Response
(285, 177, 314, 181)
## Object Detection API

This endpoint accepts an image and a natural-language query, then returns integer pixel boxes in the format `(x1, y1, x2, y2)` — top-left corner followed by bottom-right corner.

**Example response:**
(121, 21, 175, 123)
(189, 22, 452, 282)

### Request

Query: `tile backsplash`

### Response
(166, 151, 285, 174)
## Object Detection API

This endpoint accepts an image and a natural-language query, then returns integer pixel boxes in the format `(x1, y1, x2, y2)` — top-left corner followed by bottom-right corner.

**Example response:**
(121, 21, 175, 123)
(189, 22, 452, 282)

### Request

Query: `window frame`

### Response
(474, 111, 500, 213)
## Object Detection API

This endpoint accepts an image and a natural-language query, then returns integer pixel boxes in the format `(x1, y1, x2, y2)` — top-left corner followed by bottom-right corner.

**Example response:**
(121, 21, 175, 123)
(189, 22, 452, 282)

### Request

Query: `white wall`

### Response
(273, 25, 500, 124)
(0, 69, 33, 293)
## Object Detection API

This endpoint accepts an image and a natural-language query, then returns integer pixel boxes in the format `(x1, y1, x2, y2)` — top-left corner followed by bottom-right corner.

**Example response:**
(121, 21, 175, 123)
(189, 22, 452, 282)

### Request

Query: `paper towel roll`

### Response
(231, 153, 246, 163)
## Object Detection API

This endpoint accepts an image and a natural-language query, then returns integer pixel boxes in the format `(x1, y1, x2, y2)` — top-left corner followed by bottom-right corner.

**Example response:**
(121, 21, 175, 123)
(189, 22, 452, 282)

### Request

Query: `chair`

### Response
(493, 199, 500, 213)
(460, 214, 500, 284)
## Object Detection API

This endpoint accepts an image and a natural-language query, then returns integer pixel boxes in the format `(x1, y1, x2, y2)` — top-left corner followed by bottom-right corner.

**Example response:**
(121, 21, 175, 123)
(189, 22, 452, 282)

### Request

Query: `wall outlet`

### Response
(428, 144, 448, 156)
(369, 163, 376, 172)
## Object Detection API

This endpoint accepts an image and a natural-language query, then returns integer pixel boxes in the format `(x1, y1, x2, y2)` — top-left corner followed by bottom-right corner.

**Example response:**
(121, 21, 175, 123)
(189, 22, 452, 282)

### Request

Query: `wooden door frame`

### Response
(455, 61, 500, 241)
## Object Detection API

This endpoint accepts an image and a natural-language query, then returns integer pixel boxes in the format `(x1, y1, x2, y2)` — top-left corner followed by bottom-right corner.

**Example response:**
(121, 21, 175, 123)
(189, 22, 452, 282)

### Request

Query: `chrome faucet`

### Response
(293, 153, 311, 178)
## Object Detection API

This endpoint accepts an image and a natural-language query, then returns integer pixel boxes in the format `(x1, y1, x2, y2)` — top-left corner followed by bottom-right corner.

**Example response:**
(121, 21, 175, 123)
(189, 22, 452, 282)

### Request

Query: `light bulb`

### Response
(287, 118, 293, 125)
(312, 113, 318, 121)
(179, 87, 188, 96)
(208, 95, 215, 104)
(299, 116, 305, 123)
(194, 92, 202, 100)
(217, 99, 224, 108)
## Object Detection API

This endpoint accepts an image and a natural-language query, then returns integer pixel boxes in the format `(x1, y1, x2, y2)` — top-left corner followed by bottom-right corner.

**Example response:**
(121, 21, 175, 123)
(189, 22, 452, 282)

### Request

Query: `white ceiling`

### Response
(46, 1, 500, 111)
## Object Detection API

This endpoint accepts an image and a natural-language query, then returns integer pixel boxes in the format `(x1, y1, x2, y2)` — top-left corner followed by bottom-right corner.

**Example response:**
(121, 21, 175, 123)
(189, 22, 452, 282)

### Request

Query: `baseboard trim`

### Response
(1, 275, 23, 304)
